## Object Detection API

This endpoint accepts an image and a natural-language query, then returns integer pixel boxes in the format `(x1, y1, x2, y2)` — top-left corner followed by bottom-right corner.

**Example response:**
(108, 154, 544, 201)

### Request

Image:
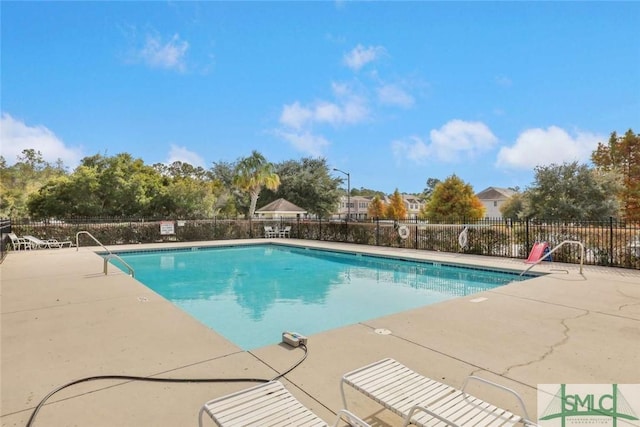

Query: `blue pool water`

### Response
(112, 244, 533, 350)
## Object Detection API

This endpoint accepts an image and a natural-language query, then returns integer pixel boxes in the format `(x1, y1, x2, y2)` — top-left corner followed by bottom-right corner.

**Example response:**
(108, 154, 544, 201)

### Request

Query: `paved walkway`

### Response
(2, 239, 639, 426)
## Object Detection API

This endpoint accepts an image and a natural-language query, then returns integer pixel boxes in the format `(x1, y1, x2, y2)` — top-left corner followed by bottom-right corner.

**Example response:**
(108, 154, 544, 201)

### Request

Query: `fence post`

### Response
(525, 218, 530, 254)
(375, 217, 379, 246)
(609, 216, 614, 266)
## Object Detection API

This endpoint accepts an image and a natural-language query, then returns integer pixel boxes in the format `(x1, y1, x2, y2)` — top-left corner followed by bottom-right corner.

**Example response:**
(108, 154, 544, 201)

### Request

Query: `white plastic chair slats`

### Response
(202, 381, 327, 427)
(341, 358, 525, 427)
(342, 358, 455, 418)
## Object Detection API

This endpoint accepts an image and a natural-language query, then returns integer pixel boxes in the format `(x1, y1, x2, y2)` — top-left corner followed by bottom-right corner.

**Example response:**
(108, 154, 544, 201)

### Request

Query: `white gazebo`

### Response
(255, 198, 307, 219)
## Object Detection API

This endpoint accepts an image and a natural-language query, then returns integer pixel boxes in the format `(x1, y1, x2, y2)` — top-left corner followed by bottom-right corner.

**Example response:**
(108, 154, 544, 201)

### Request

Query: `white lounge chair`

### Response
(48, 237, 74, 248)
(24, 235, 73, 249)
(199, 380, 370, 427)
(341, 358, 537, 427)
(8, 233, 32, 250)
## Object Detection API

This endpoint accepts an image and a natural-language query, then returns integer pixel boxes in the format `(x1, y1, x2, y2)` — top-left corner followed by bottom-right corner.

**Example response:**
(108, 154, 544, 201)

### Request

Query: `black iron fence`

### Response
(0, 218, 11, 261)
(5, 216, 640, 270)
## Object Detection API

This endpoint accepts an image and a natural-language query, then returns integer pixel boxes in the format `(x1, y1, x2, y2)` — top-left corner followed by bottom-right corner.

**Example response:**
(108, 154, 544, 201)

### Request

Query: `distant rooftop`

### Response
(476, 186, 517, 200)
(256, 198, 307, 213)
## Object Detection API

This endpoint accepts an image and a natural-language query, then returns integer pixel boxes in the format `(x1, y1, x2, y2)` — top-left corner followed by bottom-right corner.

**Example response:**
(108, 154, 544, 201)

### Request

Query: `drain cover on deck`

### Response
(374, 328, 392, 335)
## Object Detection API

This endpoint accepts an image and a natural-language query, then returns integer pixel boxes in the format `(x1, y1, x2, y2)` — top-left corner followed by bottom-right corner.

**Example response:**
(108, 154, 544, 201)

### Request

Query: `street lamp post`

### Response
(333, 168, 350, 222)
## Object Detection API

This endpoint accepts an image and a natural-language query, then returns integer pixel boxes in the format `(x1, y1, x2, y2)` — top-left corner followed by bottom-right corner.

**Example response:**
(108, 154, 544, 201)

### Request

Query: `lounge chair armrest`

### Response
(333, 409, 371, 427)
(405, 405, 460, 427)
(462, 376, 531, 421)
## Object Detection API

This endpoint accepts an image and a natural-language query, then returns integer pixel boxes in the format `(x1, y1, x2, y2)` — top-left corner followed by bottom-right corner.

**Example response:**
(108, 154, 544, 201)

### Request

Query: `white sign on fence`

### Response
(160, 221, 175, 235)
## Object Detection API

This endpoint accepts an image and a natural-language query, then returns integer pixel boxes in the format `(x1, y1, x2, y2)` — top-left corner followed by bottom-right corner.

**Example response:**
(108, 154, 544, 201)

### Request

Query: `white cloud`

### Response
(276, 130, 330, 157)
(377, 84, 414, 108)
(343, 44, 385, 71)
(0, 113, 83, 167)
(279, 102, 313, 130)
(138, 33, 189, 72)
(429, 120, 498, 161)
(278, 82, 369, 130)
(391, 136, 430, 163)
(496, 126, 605, 169)
(392, 120, 498, 164)
(314, 101, 344, 125)
(166, 144, 205, 167)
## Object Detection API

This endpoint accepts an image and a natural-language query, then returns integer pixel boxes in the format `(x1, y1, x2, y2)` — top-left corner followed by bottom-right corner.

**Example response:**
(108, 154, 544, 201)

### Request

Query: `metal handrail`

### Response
(520, 239, 584, 276)
(75, 231, 135, 277)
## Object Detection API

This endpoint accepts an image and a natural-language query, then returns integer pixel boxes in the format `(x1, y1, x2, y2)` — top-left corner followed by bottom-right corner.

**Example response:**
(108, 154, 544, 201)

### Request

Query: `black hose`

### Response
(26, 344, 308, 427)
(270, 343, 308, 381)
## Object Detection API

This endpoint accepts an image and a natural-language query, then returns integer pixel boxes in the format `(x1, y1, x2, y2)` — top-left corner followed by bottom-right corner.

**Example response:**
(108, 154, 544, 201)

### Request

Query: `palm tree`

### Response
(233, 150, 281, 218)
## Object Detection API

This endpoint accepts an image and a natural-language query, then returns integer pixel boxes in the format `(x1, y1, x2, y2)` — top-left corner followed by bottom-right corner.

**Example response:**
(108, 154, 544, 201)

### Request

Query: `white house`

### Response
(475, 187, 516, 218)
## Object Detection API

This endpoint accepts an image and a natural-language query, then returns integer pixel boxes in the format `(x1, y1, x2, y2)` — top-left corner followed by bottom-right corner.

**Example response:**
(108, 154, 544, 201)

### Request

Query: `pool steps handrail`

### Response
(75, 231, 135, 277)
(520, 240, 584, 276)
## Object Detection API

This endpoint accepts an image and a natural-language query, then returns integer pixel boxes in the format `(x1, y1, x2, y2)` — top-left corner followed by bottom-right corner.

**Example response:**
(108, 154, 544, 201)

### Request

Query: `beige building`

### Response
(401, 195, 425, 219)
(334, 195, 372, 221)
(333, 194, 425, 221)
(255, 198, 307, 219)
(475, 187, 516, 218)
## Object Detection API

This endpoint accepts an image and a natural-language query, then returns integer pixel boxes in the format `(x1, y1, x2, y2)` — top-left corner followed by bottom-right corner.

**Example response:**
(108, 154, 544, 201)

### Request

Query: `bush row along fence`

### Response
(3, 216, 640, 270)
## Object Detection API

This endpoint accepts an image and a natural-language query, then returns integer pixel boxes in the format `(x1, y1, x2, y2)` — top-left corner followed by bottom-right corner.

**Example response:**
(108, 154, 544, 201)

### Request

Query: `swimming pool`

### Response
(112, 244, 535, 350)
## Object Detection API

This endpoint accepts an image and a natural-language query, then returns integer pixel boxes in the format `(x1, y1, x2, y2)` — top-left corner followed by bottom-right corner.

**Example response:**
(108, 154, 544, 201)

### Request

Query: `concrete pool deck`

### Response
(2, 239, 639, 426)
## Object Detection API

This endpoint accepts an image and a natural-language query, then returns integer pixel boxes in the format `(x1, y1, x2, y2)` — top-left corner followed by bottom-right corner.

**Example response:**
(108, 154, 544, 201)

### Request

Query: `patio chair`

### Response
(8, 233, 32, 250)
(264, 226, 277, 238)
(24, 235, 73, 249)
(199, 380, 370, 427)
(279, 226, 291, 238)
(341, 358, 537, 427)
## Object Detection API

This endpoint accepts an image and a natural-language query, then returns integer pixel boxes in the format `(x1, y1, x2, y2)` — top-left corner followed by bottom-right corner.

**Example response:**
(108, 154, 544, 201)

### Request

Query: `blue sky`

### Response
(2, 1, 638, 195)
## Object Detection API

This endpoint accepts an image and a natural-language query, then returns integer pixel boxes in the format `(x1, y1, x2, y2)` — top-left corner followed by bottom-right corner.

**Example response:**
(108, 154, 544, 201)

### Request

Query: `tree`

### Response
(261, 158, 341, 218)
(0, 150, 66, 217)
(367, 195, 386, 218)
(591, 129, 640, 222)
(499, 192, 526, 220)
(233, 151, 280, 218)
(420, 177, 441, 201)
(155, 178, 219, 218)
(421, 175, 484, 221)
(27, 153, 168, 218)
(209, 161, 241, 217)
(154, 161, 208, 181)
(351, 187, 385, 198)
(523, 161, 620, 221)
(27, 153, 225, 219)
(385, 189, 407, 220)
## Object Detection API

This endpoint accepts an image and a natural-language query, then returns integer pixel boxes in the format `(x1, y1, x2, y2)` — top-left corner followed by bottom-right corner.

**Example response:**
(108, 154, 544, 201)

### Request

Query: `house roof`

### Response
(402, 195, 423, 203)
(475, 187, 517, 200)
(256, 198, 307, 213)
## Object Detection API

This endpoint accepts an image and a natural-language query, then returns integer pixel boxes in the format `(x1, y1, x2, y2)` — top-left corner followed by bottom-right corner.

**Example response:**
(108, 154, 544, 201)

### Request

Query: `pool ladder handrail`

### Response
(75, 231, 135, 277)
(520, 239, 584, 276)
